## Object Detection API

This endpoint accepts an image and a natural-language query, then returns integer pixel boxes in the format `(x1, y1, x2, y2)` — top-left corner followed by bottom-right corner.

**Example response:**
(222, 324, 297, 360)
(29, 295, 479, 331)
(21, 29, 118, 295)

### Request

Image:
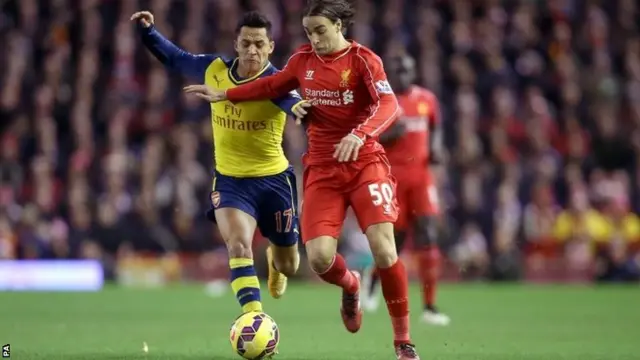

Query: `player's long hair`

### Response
(303, 0, 356, 34)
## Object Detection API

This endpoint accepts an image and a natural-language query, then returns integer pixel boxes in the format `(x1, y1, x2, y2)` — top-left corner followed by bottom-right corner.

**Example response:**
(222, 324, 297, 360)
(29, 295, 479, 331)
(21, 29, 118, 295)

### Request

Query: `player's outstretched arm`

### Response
(183, 84, 310, 122)
(226, 70, 300, 103)
(131, 11, 216, 79)
(184, 70, 300, 105)
(224, 50, 304, 103)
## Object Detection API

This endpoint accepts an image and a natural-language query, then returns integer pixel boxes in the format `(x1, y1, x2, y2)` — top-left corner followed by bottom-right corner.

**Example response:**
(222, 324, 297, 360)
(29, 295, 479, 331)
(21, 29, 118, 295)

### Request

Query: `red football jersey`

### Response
(226, 42, 400, 165)
(384, 86, 440, 166)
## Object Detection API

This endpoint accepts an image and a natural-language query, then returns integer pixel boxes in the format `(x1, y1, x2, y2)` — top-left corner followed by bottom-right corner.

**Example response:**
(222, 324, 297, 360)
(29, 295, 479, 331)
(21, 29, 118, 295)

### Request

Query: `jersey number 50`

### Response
(368, 183, 394, 206)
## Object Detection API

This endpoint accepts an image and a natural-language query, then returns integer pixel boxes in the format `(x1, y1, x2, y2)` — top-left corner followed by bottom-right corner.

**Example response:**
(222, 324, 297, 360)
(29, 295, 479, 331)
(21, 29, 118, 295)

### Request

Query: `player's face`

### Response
(235, 27, 274, 71)
(302, 16, 342, 55)
(386, 56, 416, 93)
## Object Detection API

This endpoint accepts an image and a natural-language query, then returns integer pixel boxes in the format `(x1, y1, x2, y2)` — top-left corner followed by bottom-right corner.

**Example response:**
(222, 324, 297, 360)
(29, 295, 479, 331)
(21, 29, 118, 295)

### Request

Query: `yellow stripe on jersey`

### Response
(205, 58, 289, 177)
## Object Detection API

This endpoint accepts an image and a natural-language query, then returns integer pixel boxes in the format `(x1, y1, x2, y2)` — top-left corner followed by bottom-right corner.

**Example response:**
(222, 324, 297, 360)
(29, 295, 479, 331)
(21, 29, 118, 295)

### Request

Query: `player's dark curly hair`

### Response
(236, 11, 273, 38)
(303, 0, 356, 30)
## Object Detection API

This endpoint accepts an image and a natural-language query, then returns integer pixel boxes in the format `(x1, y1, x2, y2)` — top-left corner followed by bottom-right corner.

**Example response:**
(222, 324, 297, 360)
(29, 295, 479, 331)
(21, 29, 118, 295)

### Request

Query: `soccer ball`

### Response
(229, 311, 280, 359)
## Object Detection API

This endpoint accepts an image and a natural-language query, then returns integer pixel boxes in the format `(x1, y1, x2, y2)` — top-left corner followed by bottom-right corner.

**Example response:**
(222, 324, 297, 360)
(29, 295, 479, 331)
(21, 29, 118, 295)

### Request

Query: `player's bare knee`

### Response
(226, 237, 253, 259)
(365, 222, 398, 268)
(371, 246, 398, 269)
(305, 236, 338, 273)
(308, 254, 334, 274)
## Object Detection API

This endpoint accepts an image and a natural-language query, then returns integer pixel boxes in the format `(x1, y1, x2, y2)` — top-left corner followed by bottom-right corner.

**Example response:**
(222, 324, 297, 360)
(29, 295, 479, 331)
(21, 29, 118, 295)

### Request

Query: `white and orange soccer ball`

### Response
(229, 311, 280, 359)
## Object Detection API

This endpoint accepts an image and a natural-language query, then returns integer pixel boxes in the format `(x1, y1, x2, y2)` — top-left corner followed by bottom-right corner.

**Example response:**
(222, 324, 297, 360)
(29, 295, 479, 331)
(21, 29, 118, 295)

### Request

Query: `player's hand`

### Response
(130, 11, 154, 28)
(333, 133, 364, 162)
(183, 85, 227, 103)
(292, 101, 311, 125)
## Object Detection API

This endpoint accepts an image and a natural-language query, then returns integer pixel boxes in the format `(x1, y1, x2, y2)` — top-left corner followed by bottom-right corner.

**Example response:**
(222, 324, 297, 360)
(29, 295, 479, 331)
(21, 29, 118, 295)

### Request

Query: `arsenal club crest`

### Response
(211, 191, 221, 208)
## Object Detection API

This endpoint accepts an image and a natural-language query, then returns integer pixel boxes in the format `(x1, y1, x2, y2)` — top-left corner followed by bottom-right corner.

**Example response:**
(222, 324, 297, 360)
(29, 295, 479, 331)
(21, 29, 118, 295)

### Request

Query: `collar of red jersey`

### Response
(314, 41, 358, 63)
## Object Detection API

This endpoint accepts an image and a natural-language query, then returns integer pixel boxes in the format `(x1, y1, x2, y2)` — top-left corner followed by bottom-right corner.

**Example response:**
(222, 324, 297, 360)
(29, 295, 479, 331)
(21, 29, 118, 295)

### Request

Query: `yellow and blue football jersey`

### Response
(140, 25, 303, 177)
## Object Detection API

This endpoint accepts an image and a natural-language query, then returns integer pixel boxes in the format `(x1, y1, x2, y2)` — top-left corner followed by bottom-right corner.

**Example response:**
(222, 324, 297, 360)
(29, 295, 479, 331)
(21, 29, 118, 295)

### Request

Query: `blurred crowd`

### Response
(1, 0, 640, 282)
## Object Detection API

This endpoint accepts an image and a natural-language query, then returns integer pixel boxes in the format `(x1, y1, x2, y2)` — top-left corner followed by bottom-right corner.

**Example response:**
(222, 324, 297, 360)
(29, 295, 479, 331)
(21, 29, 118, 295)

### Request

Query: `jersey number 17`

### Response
(274, 209, 294, 233)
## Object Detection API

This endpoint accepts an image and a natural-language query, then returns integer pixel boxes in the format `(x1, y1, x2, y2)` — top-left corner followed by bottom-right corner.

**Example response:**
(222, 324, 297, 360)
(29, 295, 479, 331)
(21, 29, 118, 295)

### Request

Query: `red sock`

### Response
(316, 254, 358, 294)
(417, 246, 442, 307)
(378, 260, 411, 346)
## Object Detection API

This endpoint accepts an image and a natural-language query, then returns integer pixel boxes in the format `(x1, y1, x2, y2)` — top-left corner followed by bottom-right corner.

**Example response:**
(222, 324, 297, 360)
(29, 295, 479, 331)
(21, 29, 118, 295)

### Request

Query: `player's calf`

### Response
(414, 216, 441, 310)
(365, 222, 413, 347)
(266, 244, 300, 299)
(363, 230, 407, 312)
(366, 222, 399, 267)
(413, 215, 450, 325)
(305, 236, 357, 294)
(270, 244, 300, 277)
(228, 243, 262, 313)
(305, 236, 361, 332)
(216, 208, 263, 314)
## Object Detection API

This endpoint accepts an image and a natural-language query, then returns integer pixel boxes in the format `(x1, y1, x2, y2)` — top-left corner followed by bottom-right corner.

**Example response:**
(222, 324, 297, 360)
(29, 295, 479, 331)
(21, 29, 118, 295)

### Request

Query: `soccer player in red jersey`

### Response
(184, 1, 420, 358)
(361, 54, 451, 326)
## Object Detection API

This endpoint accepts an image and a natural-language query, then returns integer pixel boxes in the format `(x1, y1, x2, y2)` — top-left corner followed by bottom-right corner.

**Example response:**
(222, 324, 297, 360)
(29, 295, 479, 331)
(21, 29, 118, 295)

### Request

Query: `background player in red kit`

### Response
(184, 1, 420, 359)
(361, 54, 451, 326)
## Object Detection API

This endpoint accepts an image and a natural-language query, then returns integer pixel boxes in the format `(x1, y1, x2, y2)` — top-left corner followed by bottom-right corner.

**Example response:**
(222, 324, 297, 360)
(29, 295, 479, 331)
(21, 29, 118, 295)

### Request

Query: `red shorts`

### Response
(301, 155, 398, 243)
(393, 165, 440, 231)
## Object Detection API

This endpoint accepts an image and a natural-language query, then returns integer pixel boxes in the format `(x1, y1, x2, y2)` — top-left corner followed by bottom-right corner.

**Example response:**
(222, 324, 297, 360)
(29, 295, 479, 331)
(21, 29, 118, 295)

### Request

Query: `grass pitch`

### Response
(0, 283, 637, 359)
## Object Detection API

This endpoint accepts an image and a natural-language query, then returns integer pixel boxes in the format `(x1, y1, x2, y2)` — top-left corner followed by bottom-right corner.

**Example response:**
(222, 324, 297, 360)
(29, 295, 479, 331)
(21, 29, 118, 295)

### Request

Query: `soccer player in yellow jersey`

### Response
(132, 10, 309, 314)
